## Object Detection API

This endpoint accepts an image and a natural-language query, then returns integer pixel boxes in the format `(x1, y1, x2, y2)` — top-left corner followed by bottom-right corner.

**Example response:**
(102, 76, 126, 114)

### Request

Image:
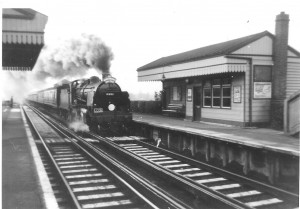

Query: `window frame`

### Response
(221, 85, 231, 108)
(253, 65, 272, 100)
(212, 79, 221, 107)
(187, 88, 193, 102)
(202, 78, 232, 109)
(172, 86, 182, 101)
(253, 65, 272, 82)
(203, 81, 212, 107)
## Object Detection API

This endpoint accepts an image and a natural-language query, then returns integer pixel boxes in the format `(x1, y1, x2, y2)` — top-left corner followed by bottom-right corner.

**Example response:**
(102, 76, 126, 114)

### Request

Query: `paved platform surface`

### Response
(2, 105, 51, 209)
(133, 113, 299, 156)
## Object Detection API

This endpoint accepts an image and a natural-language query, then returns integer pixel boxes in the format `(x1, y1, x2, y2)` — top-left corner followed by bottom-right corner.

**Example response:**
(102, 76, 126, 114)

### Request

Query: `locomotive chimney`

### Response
(102, 73, 110, 80)
(271, 12, 289, 129)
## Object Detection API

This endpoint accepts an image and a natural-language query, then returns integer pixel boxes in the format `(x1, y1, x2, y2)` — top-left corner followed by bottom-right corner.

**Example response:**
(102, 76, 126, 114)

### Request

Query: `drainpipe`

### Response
(226, 56, 253, 127)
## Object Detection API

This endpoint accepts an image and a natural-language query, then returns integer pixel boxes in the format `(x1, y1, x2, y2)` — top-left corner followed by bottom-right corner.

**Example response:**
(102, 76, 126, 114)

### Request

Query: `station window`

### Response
(203, 81, 212, 106)
(254, 66, 272, 82)
(203, 78, 231, 108)
(253, 66, 272, 99)
(212, 79, 221, 107)
(222, 87, 231, 107)
(172, 86, 182, 101)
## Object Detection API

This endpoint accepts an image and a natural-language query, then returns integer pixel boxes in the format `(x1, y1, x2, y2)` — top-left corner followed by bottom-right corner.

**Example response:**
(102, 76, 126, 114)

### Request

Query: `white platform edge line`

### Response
(20, 106, 60, 209)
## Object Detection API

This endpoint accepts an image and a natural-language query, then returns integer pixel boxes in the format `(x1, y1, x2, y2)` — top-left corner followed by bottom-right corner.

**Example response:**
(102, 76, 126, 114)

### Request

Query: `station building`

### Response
(2, 8, 48, 71)
(137, 12, 300, 130)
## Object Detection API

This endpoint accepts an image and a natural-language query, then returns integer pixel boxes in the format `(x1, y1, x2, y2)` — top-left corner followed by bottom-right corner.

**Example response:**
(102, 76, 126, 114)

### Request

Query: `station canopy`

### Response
(2, 8, 48, 71)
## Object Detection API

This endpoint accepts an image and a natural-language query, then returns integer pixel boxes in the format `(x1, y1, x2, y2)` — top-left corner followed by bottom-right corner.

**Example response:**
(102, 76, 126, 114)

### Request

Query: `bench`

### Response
(162, 103, 185, 117)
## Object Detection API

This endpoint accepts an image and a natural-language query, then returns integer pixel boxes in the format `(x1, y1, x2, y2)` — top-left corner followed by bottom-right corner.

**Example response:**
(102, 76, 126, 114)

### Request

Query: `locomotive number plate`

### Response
(94, 108, 103, 113)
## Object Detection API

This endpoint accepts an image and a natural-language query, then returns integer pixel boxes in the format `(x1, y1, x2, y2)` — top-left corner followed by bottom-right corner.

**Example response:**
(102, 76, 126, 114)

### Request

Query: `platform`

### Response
(133, 113, 299, 156)
(2, 105, 58, 209)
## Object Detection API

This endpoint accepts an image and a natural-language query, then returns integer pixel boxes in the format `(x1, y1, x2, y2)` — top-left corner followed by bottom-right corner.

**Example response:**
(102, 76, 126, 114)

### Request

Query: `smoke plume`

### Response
(35, 34, 114, 80)
(2, 34, 113, 102)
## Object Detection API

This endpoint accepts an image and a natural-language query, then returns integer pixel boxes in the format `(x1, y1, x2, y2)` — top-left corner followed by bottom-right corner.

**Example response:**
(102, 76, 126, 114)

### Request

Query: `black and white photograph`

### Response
(1, 0, 300, 208)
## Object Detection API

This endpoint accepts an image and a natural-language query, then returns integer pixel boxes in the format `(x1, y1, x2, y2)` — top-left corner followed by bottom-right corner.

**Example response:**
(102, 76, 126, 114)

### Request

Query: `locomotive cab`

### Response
(72, 76, 101, 106)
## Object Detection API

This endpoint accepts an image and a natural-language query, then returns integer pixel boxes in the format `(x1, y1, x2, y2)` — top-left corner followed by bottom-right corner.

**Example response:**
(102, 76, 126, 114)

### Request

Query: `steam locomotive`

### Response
(27, 75, 132, 133)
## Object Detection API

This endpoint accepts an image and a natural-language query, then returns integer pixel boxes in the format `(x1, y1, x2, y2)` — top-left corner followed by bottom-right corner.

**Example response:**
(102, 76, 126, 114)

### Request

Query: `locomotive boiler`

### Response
(27, 75, 132, 133)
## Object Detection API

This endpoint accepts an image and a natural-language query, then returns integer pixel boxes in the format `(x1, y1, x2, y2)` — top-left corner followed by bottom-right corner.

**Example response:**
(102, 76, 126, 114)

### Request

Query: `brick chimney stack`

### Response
(271, 12, 289, 129)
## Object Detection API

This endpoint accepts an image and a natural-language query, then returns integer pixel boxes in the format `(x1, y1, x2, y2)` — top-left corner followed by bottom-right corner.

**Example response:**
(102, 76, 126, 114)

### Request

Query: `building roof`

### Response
(137, 30, 300, 71)
(3, 8, 38, 19)
(2, 8, 48, 71)
(2, 8, 48, 45)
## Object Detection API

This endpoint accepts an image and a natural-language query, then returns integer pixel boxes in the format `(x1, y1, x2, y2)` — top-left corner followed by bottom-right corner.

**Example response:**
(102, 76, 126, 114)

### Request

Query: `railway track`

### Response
(25, 104, 299, 209)
(23, 105, 191, 209)
(37, 142, 77, 209)
(87, 135, 299, 209)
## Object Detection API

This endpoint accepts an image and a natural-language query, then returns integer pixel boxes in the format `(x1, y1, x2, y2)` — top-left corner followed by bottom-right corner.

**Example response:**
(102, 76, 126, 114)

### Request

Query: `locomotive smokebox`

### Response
(102, 73, 110, 80)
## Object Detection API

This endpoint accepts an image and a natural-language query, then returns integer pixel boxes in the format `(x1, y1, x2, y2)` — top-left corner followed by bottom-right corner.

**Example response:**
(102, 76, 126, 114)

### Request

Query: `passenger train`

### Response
(27, 75, 132, 133)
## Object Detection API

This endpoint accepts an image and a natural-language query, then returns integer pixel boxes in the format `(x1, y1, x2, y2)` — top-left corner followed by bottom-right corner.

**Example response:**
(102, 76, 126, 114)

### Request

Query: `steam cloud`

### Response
(2, 34, 113, 103)
(68, 120, 90, 132)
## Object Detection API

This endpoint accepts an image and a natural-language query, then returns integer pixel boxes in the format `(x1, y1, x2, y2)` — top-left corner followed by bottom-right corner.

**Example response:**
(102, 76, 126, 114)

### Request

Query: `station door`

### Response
(193, 86, 201, 121)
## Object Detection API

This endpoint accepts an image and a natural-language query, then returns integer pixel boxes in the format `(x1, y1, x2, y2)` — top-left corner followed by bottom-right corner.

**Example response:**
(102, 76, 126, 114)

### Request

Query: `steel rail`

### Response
(136, 139, 299, 202)
(27, 105, 159, 209)
(26, 105, 190, 209)
(75, 135, 192, 209)
(118, 137, 299, 208)
(88, 132, 252, 209)
(22, 106, 82, 209)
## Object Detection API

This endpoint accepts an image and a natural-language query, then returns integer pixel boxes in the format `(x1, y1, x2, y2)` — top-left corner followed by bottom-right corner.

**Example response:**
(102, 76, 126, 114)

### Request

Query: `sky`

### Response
(1, 0, 300, 101)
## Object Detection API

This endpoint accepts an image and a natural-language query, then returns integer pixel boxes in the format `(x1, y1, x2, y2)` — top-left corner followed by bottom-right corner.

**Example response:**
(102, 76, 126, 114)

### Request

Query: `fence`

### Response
(284, 90, 300, 136)
(130, 101, 162, 114)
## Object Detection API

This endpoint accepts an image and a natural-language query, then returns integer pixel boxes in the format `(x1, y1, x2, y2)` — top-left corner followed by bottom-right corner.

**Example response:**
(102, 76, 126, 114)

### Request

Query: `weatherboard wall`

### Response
(201, 74, 245, 123)
(251, 56, 273, 123)
(230, 36, 274, 124)
(286, 57, 300, 98)
(231, 36, 273, 55)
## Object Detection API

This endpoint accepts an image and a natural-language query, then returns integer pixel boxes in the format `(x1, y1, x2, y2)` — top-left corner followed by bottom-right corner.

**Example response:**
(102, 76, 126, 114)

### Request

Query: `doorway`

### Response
(193, 86, 201, 121)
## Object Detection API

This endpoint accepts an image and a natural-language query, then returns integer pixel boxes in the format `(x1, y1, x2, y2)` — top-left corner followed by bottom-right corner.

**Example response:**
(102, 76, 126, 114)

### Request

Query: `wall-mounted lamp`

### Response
(161, 73, 166, 81)
(185, 78, 189, 83)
